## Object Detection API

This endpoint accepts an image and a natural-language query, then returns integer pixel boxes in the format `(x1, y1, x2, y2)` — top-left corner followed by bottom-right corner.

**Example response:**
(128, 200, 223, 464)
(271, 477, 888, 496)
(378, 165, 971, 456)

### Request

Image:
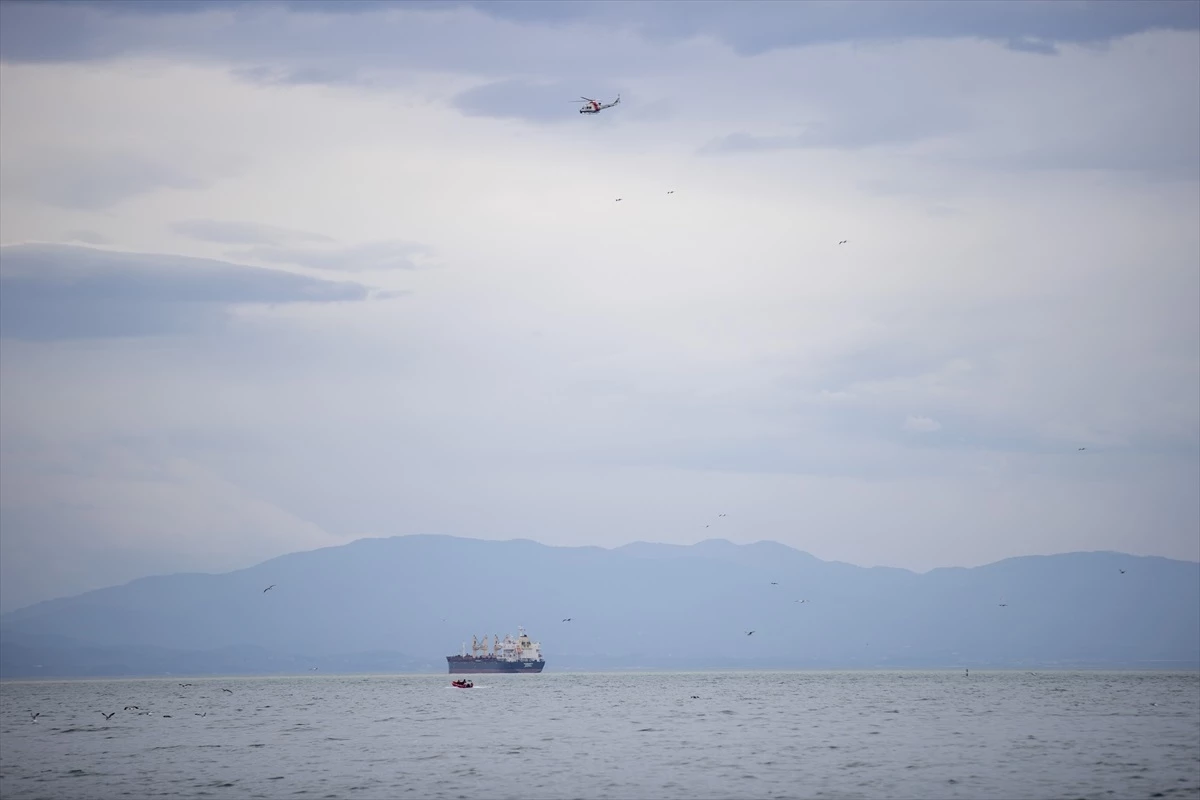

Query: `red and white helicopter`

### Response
(574, 94, 621, 114)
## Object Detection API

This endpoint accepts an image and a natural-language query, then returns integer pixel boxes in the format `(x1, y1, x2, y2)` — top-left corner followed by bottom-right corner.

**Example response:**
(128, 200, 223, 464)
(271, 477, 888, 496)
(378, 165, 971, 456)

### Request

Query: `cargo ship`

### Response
(447, 626, 546, 674)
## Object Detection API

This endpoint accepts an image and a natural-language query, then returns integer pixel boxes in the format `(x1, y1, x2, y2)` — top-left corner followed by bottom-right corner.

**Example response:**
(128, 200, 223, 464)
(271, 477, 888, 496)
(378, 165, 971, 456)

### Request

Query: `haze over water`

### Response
(2, 670, 1197, 800)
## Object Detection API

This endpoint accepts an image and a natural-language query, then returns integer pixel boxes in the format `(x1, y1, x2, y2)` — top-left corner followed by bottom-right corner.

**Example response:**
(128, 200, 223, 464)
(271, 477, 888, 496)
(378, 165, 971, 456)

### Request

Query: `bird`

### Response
(1119, 569, 1126, 574)
(745, 630, 755, 636)
(795, 599, 808, 604)
(29, 712, 39, 722)
(1078, 447, 1086, 451)
(99, 711, 115, 721)
(195, 712, 207, 717)
(838, 240, 848, 245)
(690, 695, 700, 699)
(999, 603, 1008, 607)
(263, 584, 275, 593)
(614, 198, 622, 202)
(221, 688, 233, 694)
(667, 190, 675, 194)
(562, 618, 572, 622)
(124, 706, 139, 711)
(770, 581, 778, 585)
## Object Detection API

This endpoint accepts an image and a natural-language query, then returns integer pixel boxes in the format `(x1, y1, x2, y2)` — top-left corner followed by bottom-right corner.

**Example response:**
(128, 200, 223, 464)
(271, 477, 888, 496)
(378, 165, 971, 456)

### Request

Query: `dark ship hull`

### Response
(447, 656, 546, 674)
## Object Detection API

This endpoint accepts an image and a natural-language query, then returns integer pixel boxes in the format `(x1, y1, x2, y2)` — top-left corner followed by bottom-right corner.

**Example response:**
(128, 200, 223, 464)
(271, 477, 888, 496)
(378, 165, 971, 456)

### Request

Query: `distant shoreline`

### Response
(4, 665, 1199, 682)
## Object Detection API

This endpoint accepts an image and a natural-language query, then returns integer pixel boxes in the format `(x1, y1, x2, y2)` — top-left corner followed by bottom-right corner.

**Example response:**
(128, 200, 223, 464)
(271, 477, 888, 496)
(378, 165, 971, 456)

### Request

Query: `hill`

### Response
(1, 535, 1196, 677)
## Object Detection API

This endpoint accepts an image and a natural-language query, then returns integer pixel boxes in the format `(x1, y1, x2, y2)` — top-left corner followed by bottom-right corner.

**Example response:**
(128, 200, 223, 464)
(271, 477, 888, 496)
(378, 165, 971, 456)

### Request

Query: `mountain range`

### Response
(1, 535, 1197, 677)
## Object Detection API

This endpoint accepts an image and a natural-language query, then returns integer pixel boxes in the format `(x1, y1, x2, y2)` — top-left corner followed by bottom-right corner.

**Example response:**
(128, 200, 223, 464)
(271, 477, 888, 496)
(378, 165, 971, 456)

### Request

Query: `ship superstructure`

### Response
(446, 626, 546, 674)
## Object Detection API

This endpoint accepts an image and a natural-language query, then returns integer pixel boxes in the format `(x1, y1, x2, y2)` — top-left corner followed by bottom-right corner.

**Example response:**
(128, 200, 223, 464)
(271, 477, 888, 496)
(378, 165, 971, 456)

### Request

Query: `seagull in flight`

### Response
(562, 618, 572, 622)
(1119, 569, 1126, 574)
(99, 711, 115, 721)
(263, 584, 275, 593)
(221, 688, 233, 694)
(838, 240, 848, 245)
(745, 630, 755, 636)
(29, 712, 39, 722)
(667, 190, 675, 194)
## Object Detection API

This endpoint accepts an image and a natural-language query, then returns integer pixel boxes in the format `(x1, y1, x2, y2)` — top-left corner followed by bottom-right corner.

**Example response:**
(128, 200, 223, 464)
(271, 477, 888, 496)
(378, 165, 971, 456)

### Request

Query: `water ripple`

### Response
(2, 671, 1198, 799)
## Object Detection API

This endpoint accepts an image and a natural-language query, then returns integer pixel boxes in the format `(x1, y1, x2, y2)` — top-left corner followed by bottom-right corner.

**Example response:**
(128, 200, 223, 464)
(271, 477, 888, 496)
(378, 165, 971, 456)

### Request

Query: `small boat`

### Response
(451, 679, 474, 689)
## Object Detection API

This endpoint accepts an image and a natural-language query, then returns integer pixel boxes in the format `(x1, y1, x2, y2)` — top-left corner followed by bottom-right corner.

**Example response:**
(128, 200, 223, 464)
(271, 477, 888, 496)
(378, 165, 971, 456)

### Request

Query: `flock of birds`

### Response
(28, 684, 245, 725)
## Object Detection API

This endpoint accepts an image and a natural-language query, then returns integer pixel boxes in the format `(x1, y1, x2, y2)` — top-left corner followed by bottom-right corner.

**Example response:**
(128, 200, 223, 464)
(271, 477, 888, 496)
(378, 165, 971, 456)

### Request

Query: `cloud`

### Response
(5, 1, 1195, 64)
(371, 288, 411, 300)
(1004, 37, 1060, 56)
(0, 3, 1196, 614)
(453, 79, 623, 124)
(171, 218, 335, 245)
(0, 243, 373, 340)
(0, 0, 683, 82)
(904, 415, 943, 433)
(448, 0, 1200, 57)
(701, 114, 954, 153)
(3, 151, 212, 211)
(229, 63, 370, 89)
(62, 230, 110, 245)
(228, 240, 431, 272)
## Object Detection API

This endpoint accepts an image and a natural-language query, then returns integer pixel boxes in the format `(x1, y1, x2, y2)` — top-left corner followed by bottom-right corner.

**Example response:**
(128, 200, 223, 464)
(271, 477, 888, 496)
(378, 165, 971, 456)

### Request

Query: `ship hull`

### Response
(447, 656, 546, 674)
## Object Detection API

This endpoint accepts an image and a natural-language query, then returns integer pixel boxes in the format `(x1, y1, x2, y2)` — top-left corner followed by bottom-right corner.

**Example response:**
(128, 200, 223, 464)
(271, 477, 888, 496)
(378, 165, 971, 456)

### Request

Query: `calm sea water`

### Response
(2, 670, 1197, 800)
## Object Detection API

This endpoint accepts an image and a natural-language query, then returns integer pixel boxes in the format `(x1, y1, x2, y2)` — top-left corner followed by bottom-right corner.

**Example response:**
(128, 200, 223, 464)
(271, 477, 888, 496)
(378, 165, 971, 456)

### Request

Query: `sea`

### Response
(2, 670, 1197, 800)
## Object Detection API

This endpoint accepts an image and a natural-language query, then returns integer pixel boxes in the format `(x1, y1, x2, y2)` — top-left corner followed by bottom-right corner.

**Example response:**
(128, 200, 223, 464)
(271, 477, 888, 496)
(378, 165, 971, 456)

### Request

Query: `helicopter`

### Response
(573, 94, 621, 114)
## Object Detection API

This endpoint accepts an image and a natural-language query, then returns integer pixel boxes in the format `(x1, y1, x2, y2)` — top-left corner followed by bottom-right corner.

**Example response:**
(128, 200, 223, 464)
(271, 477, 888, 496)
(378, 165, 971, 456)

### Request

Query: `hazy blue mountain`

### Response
(1, 535, 1196, 677)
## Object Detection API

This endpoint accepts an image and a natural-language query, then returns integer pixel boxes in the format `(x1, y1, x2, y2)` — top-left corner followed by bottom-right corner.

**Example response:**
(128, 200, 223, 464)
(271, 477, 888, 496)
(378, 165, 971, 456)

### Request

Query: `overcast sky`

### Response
(1, 0, 1197, 613)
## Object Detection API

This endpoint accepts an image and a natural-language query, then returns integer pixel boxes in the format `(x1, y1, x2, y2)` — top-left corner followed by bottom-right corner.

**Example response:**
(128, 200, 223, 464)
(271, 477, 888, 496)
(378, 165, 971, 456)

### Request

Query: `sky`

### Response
(0, 0, 1197, 613)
